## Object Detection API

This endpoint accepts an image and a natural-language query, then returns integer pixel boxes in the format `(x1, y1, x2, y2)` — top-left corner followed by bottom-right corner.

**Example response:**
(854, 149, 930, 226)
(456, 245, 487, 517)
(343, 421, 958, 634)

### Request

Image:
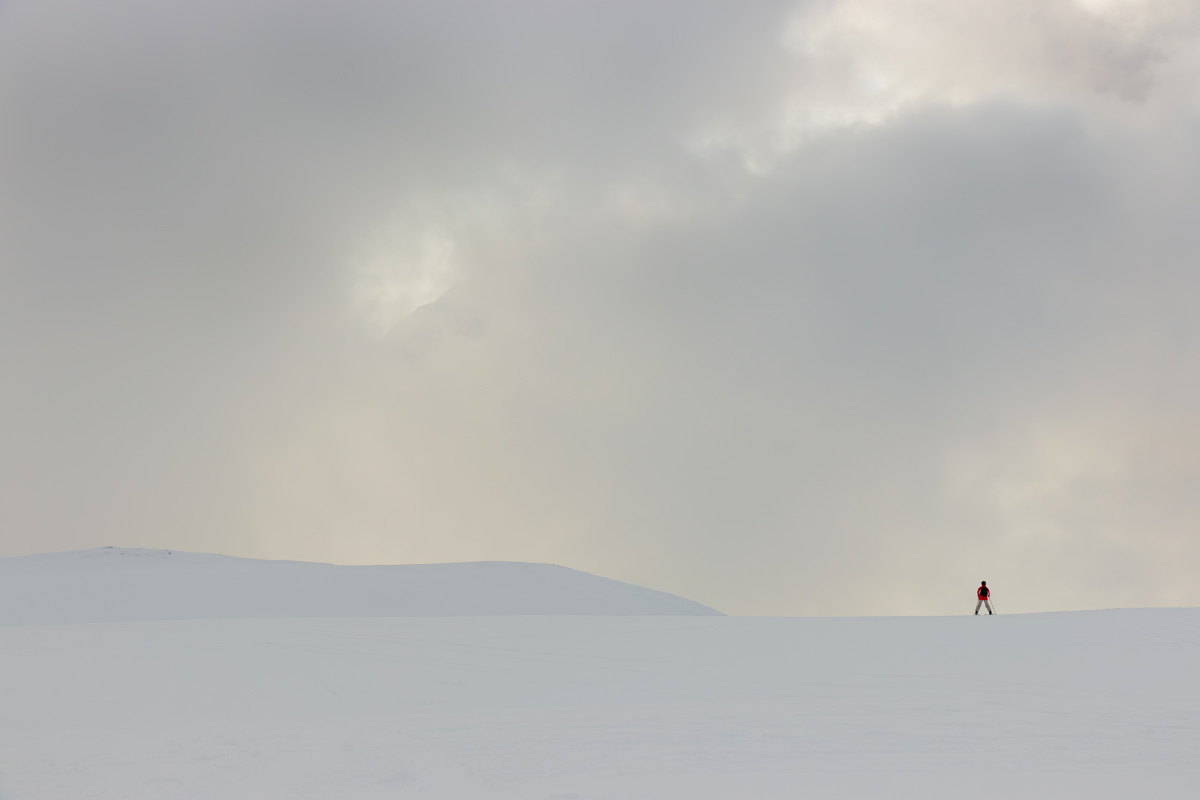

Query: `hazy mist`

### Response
(3, 0, 1199, 614)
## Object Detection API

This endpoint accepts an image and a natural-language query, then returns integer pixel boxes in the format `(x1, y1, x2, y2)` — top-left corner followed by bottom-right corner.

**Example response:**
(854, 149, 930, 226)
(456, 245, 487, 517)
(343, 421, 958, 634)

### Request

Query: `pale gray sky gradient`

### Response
(2, 0, 1199, 614)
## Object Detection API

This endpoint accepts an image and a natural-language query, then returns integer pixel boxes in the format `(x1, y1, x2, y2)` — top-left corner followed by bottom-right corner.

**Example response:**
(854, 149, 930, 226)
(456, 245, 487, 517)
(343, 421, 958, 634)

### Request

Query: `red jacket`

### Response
(977, 585, 990, 599)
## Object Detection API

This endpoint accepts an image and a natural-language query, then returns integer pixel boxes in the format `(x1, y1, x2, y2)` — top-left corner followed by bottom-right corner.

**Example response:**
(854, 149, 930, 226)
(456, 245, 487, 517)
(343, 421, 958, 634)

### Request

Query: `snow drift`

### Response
(0, 547, 721, 624)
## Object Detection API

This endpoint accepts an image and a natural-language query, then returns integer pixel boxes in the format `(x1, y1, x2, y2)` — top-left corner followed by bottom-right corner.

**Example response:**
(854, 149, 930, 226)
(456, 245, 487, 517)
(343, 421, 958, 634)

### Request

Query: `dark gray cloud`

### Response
(2, 0, 1198, 614)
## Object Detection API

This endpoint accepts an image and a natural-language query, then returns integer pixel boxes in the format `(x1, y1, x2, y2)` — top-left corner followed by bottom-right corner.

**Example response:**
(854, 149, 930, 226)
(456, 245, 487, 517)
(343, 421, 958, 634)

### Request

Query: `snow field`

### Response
(1, 609, 1197, 798)
(0, 548, 721, 623)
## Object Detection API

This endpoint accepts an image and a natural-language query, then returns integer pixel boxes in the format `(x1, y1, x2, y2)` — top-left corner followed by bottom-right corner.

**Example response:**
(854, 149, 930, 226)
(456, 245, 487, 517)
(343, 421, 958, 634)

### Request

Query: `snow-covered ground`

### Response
(0, 552, 1196, 798)
(0, 548, 721, 623)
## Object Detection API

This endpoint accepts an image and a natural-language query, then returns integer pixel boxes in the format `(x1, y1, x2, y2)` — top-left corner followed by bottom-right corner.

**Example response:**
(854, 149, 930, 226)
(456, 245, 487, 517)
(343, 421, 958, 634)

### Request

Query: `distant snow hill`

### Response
(0, 547, 722, 625)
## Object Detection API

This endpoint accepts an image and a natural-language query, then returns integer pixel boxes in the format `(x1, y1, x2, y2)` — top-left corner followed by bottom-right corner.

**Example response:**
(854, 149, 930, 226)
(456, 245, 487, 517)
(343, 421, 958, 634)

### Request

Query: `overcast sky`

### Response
(2, 0, 1199, 615)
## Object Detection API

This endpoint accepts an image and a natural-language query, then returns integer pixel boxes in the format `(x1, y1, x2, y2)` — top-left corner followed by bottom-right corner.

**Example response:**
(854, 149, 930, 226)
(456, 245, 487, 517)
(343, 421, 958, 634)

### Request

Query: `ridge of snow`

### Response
(0, 547, 723, 625)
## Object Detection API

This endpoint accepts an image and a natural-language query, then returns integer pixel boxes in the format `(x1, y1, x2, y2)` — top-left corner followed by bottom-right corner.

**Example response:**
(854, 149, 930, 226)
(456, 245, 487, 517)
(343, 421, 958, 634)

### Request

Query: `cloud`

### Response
(1, 0, 1199, 614)
(691, 0, 1200, 168)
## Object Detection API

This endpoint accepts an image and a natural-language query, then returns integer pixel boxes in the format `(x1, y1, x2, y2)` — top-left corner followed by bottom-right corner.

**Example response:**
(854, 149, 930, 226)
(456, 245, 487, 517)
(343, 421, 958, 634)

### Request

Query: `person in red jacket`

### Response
(975, 581, 993, 615)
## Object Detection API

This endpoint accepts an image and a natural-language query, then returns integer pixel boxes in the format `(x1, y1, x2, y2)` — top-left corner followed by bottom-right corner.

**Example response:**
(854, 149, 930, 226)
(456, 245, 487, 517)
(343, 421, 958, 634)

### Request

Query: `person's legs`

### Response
(985, 599, 993, 614)
(975, 598, 983, 614)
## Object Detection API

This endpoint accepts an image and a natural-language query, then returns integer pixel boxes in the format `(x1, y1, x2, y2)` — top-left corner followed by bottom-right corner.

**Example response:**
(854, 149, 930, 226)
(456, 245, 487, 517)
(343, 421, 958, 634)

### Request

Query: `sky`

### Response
(2, 0, 1199, 615)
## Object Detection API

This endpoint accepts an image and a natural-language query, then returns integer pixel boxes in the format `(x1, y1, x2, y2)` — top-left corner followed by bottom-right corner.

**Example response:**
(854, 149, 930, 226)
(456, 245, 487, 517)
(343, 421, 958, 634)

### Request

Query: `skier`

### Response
(975, 581, 993, 615)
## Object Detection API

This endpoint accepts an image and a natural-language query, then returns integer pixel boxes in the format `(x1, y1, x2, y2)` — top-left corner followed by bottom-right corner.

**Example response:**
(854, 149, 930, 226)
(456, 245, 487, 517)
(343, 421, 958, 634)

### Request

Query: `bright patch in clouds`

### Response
(354, 229, 461, 335)
(689, 0, 1200, 169)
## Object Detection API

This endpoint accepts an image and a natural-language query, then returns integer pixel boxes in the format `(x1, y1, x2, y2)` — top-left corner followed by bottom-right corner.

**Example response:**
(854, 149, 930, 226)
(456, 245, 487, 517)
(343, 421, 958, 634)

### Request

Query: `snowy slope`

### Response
(0, 547, 721, 624)
(0, 608, 1197, 799)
